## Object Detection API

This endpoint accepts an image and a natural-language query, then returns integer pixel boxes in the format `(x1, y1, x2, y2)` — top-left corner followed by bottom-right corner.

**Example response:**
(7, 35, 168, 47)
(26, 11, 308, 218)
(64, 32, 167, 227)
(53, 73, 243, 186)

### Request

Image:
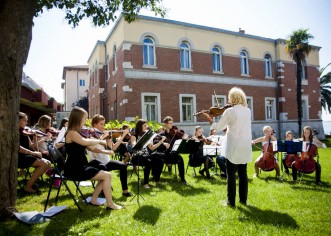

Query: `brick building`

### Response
(87, 15, 323, 139)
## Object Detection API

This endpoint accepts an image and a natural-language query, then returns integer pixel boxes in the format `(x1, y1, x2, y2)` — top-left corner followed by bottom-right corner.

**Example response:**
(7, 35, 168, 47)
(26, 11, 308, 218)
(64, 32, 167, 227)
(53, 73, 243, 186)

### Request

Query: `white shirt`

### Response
(211, 104, 252, 164)
(87, 143, 111, 165)
(54, 127, 66, 145)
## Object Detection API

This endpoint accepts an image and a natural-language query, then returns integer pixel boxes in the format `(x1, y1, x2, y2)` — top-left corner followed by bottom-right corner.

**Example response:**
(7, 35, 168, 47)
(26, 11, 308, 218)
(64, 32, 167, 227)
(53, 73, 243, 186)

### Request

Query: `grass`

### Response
(1, 140, 331, 236)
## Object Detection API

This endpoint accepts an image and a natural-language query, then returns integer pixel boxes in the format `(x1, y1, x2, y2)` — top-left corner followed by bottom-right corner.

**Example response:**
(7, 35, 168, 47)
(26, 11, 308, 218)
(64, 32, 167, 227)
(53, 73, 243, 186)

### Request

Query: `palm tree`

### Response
(320, 63, 331, 113)
(285, 29, 314, 136)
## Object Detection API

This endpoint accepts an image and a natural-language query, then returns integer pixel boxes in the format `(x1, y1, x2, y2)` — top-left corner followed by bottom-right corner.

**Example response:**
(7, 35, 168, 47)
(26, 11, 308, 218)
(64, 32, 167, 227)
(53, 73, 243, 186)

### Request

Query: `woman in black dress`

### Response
(64, 107, 122, 210)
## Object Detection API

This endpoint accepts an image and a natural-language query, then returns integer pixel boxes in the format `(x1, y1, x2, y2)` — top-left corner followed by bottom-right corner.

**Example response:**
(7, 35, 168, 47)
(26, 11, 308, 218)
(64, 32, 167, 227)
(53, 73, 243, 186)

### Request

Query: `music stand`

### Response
(130, 130, 155, 206)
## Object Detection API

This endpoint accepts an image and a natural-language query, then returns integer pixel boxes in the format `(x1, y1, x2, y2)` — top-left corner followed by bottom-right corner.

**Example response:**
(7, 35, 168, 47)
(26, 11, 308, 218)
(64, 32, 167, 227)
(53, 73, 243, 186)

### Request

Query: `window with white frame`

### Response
(301, 96, 309, 120)
(79, 79, 85, 87)
(212, 95, 226, 122)
(265, 98, 276, 120)
(141, 93, 160, 122)
(143, 37, 155, 66)
(301, 60, 306, 80)
(264, 54, 272, 78)
(246, 97, 253, 120)
(180, 95, 195, 122)
(180, 42, 191, 69)
(240, 50, 249, 75)
(212, 47, 222, 72)
(112, 45, 117, 72)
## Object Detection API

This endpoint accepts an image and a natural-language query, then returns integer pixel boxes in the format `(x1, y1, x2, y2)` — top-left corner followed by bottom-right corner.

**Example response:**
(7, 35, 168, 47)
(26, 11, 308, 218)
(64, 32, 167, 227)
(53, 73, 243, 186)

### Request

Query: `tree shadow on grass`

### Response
(133, 205, 161, 225)
(237, 205, 299, 229)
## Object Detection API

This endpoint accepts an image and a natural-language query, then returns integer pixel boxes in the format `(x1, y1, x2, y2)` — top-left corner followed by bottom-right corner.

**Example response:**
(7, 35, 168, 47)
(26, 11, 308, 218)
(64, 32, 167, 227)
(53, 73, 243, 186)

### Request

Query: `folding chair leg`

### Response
(63, 181, 83, 212)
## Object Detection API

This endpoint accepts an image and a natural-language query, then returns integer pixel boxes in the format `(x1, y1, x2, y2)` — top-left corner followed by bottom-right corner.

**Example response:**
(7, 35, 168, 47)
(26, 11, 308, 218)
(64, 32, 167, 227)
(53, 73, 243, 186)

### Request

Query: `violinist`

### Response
(86, 115, 132, 197)
(130, 119, 165, 189)
(18, 112, 51, 193)
(187, 126, 215, 179)
(35, 115, 55, 157)
(158, 116, 188, 185)
(64, 107, 122, 210)
(116, 124, 132, 163)
(291, 126, 326, 185)
(252, 126, 282, 180)
(202, 87, 252, 207)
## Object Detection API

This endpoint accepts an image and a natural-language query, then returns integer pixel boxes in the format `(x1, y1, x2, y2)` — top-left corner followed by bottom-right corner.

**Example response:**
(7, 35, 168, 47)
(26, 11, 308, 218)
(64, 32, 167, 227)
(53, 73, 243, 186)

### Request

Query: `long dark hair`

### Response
(59, 118, 68, 130)
(135, 119, 147, 137)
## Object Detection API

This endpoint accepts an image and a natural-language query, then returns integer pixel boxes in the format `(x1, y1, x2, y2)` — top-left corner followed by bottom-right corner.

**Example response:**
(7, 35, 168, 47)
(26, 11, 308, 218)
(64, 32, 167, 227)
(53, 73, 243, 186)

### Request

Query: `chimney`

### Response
(239, 28, 245, 34)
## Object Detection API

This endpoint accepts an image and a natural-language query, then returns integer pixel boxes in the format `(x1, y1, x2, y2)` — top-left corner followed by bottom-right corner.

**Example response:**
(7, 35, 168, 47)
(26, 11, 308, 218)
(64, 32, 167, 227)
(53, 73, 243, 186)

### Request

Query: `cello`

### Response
(257, 138, 276, 171)
(294, 142, 317, 173)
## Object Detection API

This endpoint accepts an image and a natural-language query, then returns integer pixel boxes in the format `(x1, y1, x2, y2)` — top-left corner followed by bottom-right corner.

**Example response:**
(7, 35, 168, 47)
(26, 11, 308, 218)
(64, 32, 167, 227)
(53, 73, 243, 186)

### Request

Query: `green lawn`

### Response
(1, 140, 331, 236)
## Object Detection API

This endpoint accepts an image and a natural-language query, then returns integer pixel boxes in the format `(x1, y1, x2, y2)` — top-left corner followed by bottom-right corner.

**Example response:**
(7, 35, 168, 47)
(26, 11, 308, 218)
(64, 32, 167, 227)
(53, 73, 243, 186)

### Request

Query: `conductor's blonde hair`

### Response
(228, 87, 247, 107)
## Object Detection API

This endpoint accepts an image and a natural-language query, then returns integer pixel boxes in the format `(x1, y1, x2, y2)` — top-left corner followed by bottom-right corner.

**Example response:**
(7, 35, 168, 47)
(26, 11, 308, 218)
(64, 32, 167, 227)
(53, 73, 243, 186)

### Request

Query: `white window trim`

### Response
(265, 97, 276, 121)
(264, 54, 273, 78)
(246, 96, 254, 121)
(240, 51, 250, 76)
(180, 42, 192, 70)
(141, 92, 161, 122)
(212, 47, 223, 73)
(143, 37, 156, 67)
(302, 95, 309, 120)
(179, 94, 196, 123)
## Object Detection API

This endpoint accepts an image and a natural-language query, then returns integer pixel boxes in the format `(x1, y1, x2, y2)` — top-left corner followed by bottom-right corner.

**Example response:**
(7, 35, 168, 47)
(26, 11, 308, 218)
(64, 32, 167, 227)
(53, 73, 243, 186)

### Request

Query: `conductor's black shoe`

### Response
(122, 192, 133, 197)
(199, 170, 205, 176)
(239, 201, 247, 205)
(181, 180, 188, 185)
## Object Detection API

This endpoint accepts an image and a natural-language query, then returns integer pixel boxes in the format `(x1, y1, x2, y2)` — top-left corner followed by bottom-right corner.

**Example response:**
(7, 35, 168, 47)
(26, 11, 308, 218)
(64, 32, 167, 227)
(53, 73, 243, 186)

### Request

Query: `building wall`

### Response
(88, 15, 324, 139)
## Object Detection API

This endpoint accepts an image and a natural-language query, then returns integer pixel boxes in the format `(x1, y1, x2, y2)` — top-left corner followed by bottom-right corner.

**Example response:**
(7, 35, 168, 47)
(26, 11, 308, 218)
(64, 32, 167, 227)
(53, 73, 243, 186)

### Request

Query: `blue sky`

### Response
(24, 0, 331, 109)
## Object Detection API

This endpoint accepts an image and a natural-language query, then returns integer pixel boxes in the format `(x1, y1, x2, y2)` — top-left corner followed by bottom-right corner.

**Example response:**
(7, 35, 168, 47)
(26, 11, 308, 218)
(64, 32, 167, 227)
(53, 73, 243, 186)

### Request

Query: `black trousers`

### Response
(132, 153, 164, 184)
(226, 159, 248, 206)
(89, 159, 129, 190)
(292, 162, 321, 183)
(163, 151, 185, 181)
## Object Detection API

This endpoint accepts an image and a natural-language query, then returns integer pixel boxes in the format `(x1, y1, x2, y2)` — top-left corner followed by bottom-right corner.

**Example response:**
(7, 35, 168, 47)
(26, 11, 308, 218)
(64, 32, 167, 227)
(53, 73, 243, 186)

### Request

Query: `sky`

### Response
(24, 0, 331, 110)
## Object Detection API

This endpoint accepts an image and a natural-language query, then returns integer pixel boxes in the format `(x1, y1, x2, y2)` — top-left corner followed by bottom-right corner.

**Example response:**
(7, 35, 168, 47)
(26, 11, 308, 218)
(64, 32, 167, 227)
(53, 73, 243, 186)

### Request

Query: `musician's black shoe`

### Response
(199, 170, 205, 176)
(122, 192, 133, 197)
(239, 201, 247, 205)
(181, 180, 188, 185)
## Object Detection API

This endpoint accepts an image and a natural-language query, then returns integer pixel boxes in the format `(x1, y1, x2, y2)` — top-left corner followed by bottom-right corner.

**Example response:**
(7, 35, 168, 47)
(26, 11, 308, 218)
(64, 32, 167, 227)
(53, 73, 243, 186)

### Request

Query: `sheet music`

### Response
(171, 139, 182, 152)
(203, 145, 222, 156)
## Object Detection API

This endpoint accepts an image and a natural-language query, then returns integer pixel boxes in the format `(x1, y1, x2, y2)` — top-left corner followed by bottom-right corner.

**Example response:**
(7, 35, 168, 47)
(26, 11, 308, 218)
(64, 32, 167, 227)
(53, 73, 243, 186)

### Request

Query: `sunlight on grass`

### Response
(1, 141, 331, 235)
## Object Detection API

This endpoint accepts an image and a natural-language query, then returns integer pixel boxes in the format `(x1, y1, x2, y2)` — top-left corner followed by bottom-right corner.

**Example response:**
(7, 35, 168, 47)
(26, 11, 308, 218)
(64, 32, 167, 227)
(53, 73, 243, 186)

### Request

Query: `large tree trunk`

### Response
(295, 53, 303, 137)
(0, 0, 35, 220)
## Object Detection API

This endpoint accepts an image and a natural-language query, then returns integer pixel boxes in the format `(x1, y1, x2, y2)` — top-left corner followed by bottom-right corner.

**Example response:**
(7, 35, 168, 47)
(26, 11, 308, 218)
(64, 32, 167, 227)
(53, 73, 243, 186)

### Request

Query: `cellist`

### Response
(252, 126, 282, 181)
(291, 126, 326, 185)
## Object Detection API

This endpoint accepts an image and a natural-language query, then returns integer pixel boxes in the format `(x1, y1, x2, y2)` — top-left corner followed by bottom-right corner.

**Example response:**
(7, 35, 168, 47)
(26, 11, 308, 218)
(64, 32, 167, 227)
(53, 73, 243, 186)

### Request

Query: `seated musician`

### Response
(116, 124, 132, 163)
(282, 130, 299, 175)
(188, 126, 214, 179)
(130, 119, 165, 189)
(210, 128, 227, 178)
(292, 126, 326, 185)
(157, 116, 188, 185)
(86, 115, 132, 197)
(18, 112, 51, 193)
(252, 126, 282, 180)
(64, 107, 122, 210)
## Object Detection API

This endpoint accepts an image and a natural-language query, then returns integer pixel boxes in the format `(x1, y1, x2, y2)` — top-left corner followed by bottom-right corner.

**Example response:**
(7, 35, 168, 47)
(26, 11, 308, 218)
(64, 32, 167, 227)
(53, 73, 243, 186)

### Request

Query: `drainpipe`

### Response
(275, 40, 281, 139)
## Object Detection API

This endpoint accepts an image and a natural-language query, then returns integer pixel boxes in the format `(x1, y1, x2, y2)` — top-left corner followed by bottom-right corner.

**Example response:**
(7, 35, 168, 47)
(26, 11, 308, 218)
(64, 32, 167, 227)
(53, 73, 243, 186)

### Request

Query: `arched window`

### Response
(143, 37, 155, 66)
(264, 54, 272, 77)
(212, 47, 222, 72)
(180, 42, 191, 69)
(240, 50, 249, 75)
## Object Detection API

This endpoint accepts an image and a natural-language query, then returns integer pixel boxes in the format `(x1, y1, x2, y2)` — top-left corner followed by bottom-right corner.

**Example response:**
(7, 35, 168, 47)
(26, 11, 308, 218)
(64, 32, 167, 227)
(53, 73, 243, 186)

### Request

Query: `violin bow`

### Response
(213, 89, 220, 108)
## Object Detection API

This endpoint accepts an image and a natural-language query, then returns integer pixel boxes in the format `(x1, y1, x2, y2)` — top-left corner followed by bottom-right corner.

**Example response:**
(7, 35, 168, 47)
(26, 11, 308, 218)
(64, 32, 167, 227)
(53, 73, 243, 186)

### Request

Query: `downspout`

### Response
(76, 70, 79, 106)
(275, 40, 282, 139)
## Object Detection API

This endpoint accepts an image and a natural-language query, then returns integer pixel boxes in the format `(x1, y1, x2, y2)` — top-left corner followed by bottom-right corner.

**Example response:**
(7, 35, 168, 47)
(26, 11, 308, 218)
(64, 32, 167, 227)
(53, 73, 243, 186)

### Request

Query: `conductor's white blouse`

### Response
(211, 104, 252, 164)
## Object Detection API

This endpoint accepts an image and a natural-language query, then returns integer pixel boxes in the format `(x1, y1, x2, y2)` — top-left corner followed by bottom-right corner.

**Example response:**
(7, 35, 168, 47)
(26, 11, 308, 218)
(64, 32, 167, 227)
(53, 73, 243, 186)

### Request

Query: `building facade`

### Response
(62, 65, 89, 111)
(87, 15, 323, 139)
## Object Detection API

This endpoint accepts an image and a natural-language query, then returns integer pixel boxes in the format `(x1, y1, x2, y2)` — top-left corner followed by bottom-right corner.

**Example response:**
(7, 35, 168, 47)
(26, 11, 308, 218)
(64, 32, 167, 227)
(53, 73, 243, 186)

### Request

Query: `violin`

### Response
(193, 104, 233, 117)
(257, 139, 276, 171)
(79, 127, 102, 139)
(46, 128, 59, 137)
(19, 127, 47, 137)
(169, 126, 186, 139)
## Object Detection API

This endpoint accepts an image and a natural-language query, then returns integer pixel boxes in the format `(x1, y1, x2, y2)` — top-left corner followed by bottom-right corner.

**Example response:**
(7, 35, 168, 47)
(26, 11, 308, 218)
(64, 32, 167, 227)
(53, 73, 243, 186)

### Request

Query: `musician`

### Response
(116, 124, 132, 163)
(18, 112, 51, 193)
(158, 116, 188, 185)
(86, 115, 132, 197)
(252, 126, 282, 180)
(35, 115, 54, 157)
(187, 126, 214, 179)
(202, 87, 252, 207)
(64, 107, 122, 210)
(282, 130, 298, 175)
(212, 128, 227, 178)
(130, 119, 165, 189)
(291, 126, 326, 185)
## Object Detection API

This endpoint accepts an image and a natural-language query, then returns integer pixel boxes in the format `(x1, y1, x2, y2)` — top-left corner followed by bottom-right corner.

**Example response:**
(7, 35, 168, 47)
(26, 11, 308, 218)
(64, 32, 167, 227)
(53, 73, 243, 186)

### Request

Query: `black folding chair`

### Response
(44, 143, 88, 212)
